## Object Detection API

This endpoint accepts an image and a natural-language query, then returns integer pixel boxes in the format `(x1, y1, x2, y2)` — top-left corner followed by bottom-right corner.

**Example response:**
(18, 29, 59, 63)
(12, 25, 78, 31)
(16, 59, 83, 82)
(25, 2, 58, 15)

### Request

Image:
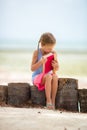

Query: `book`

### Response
(43, 53, 54, 73)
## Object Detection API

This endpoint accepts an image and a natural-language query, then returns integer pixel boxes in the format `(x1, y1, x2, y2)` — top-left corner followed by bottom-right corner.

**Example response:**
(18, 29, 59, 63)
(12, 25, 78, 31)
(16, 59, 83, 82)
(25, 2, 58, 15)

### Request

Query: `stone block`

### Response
(0, 85, 8, 104)
(56, 78, 78, 111)
(30, 85, 46, 106)
(78, 89, 87, 113)
(8, 83, 30, 106)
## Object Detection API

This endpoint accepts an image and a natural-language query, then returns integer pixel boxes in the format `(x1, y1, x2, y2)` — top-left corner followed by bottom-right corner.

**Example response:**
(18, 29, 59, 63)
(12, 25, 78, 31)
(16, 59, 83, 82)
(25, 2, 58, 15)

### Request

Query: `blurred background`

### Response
(0, 0, 87, 87)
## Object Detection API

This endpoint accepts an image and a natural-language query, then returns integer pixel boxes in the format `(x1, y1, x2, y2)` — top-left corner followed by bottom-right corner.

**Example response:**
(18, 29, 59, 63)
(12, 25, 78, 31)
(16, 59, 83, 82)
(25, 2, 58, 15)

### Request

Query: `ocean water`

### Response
(0, 39, 87, 51)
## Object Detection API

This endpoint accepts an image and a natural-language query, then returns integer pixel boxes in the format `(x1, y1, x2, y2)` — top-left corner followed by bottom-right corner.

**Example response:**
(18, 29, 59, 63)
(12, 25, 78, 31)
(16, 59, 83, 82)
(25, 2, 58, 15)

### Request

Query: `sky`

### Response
(0, 0, 87, 49)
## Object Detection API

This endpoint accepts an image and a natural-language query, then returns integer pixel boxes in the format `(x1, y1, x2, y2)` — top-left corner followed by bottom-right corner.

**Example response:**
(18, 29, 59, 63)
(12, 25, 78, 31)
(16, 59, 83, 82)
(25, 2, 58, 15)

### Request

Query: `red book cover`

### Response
(43, 53, 54, 73)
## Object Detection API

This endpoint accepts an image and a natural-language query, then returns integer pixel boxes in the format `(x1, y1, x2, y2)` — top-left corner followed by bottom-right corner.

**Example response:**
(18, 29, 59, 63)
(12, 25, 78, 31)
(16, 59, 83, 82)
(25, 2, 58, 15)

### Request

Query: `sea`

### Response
(0, 39, 87, 52)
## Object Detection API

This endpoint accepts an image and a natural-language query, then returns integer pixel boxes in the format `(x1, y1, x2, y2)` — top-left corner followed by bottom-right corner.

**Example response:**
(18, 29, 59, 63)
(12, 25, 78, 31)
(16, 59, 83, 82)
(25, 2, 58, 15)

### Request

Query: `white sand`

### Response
(0, 107, 87, 130)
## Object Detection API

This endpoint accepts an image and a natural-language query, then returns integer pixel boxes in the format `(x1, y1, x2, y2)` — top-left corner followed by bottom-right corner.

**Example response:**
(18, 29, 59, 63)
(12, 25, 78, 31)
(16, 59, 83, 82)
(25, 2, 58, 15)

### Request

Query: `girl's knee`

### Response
(52, 74, 58, 81)
(45, 74, 52, 81)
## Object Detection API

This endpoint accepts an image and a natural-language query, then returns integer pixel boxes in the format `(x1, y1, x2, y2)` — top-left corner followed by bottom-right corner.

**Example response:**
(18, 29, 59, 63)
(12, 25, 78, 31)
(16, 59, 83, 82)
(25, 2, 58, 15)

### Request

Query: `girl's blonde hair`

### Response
(38, 32, 56, 46)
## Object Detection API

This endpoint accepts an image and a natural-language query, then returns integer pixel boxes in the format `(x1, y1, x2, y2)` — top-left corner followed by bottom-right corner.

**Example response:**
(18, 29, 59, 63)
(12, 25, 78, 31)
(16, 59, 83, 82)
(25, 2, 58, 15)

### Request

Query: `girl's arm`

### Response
(31, 50, 46, 71)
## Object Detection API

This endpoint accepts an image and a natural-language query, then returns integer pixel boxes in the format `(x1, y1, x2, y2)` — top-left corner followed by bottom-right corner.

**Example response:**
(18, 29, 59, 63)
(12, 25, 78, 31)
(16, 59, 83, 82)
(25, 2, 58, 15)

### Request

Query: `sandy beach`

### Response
(0, 107, 87, 130)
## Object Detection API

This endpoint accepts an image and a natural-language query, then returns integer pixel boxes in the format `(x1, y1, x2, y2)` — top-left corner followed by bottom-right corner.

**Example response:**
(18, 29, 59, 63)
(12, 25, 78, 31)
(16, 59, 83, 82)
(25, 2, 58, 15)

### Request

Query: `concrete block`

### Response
(0, 85, 8, 104)
(8, 83, 30, 106)
(30, 85, 46, 106)
(78, 89, 87, 113)
(56, 78, 78, 111)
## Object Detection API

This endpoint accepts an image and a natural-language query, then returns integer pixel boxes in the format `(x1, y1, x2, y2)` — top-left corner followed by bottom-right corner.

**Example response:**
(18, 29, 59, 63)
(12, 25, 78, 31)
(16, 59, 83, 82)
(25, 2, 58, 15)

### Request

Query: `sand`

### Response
(0, 107, 87, 130)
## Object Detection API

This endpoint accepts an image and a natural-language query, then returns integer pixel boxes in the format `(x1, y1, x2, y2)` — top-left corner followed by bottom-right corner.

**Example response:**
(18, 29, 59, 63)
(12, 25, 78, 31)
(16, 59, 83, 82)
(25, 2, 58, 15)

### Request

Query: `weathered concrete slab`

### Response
(1, 78, 87, 113)
(0, 85, 8, 104)
(56, 78, 78, 111)
(30, 85, 46, 106)
(8, 83, 30, 106)
(78, 89, 87, 113)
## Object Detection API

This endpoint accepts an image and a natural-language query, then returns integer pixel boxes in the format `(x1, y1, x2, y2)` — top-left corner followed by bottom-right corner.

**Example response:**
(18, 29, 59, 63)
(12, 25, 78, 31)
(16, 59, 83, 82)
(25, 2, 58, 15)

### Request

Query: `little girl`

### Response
(31, 32, 59, 109)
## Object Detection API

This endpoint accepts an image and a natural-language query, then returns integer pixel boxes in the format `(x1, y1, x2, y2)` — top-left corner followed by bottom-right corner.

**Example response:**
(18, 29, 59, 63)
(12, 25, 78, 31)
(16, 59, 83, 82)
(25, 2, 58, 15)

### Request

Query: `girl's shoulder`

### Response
(32, 50, 39, 63)
(33, 50, 38, 57)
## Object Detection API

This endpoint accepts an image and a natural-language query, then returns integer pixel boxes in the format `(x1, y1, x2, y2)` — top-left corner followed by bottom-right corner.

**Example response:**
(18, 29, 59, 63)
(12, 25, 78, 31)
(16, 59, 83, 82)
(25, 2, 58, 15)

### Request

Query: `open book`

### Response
(43, 53, 54, 73)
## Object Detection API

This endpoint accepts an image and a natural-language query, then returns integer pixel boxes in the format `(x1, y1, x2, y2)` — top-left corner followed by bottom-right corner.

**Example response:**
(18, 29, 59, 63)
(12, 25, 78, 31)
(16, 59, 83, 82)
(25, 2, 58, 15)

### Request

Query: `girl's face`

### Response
(42, 44, 55, 54)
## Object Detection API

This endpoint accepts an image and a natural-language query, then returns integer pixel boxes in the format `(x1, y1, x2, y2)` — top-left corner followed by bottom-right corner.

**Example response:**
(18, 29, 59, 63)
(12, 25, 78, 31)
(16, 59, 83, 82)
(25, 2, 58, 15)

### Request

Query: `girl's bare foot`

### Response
(46, 103, 55, 110)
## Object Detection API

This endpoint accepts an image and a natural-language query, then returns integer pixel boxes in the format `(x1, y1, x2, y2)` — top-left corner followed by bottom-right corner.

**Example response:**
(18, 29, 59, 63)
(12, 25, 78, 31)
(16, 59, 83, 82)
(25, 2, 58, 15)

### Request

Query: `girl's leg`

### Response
(44, 74, 52, 104)
(42, 74, 52, 104)
(51, 74, 58, 106)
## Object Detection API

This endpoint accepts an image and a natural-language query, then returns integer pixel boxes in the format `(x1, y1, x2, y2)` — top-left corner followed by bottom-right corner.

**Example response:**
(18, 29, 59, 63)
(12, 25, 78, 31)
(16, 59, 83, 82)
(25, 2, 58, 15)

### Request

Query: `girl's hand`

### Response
(52, 60, 59, 70)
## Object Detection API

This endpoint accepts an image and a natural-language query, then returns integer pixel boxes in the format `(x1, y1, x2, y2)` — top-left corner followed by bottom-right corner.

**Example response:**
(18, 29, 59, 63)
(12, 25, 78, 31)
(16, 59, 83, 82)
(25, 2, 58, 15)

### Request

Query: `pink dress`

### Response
(32, 48, 54, 91)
